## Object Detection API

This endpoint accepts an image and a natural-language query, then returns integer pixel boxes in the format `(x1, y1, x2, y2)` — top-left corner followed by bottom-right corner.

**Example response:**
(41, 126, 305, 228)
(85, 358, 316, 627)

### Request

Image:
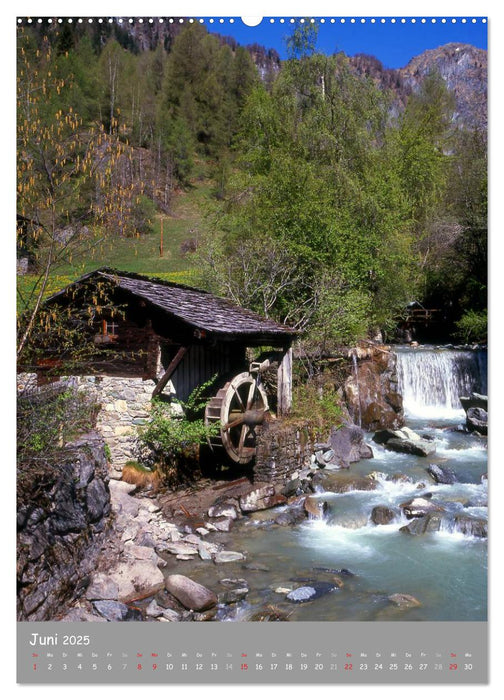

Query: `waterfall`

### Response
(396, 347, 487, 419)
(351, 350, 362, 427)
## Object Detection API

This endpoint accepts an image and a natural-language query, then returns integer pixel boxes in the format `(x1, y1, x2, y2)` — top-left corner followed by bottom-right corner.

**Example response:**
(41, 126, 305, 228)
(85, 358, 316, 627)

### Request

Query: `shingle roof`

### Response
(47, 268, 298, 342)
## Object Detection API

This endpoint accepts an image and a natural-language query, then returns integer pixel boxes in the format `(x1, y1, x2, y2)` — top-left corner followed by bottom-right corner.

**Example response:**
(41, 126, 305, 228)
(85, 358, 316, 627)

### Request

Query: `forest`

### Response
(16, 19, 488, 361)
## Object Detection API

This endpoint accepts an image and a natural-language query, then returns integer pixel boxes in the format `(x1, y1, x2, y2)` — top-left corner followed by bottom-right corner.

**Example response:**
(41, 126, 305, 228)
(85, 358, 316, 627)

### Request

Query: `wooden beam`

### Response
(152, 345, 188, 398)
(277, 345, 293, 416)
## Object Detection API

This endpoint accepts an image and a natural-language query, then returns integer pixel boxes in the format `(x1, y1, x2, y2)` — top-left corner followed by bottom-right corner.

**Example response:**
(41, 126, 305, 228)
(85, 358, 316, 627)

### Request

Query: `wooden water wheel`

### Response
(204, 371, 270, 465)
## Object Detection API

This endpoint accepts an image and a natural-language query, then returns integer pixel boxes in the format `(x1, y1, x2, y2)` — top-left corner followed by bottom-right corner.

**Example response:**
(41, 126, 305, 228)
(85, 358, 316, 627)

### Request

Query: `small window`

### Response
(102, 319, 119, 338)
(94, 319, 119, 344)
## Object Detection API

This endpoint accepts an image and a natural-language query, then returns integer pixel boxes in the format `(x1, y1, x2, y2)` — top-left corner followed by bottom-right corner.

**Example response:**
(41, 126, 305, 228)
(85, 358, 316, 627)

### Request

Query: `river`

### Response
(176, 346, 488, 623)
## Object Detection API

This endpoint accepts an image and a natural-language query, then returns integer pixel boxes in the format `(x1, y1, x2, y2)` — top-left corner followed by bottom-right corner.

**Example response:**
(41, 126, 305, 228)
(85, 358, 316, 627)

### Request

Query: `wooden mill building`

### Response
(28, 268, 298, 468)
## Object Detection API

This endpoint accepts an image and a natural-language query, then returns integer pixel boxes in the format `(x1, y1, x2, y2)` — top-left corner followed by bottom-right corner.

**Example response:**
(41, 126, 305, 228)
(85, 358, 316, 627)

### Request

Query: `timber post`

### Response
(277, 344, 293, 416)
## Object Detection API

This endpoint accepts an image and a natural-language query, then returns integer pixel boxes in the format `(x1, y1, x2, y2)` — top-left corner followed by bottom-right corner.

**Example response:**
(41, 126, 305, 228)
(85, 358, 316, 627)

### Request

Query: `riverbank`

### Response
(58, 415, 487, 624)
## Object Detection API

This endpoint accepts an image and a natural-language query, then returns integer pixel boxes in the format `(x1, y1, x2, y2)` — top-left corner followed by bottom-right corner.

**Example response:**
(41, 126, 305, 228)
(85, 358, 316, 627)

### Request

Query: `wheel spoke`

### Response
(232, 384, 245, 410)
(237, 424, 249, 455)
(245, 379, 257, 410)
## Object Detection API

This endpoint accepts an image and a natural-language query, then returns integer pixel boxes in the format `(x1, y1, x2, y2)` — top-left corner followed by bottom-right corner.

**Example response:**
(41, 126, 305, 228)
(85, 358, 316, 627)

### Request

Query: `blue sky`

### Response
(206, 17, 487, 69)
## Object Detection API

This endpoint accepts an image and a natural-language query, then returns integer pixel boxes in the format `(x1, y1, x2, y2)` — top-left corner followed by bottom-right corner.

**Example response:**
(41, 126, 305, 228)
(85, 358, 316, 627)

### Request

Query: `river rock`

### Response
(208, 502, 240, 520)
(313, 471, 377, 494)
(286, 582, 336, 603)
(466, 407, 488, 435)
(108, 559, 165, 601)
(371, 506, 397, 525)
(192, 609, 217, 621)
(239, 485, 286, 512)
(219, 588, 249, 604)
(286, 586, 317, 603)
(450, 514, 487, 538)
(372, 428, 402, 445)
(328, 423, 374, 468)
(427, 464, 457, 484)
(373, 426, 436, 457)
(388, 593, 421, 608)
(385, 437, 436, 457)
(165, 574, 218, 611)
(304, 496, 329, 519)
(198, 545, 213, 561)
(249, 607, 291, 621)
(460, 393, 487, 412)
(161, 609, 182, 622)
(212, 517, 234, 532)
(163, 541, 199, 556)
(146, 600, 166, 618)
(213, 551, 246, 564)
(220, 577, 249, 588)
(400, 513, 443, 535)
(281, 478, 303, 498)
(400, 497, 445, 519)
(93, 600, 142, 621)
(274, 508, 306, 526)
(85, 573, 120, 601)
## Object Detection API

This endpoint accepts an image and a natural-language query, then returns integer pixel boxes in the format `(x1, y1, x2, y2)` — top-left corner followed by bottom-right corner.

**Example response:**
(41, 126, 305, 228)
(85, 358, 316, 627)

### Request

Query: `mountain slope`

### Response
(400, 43, 487, 130)
(349, 43, 486, 131)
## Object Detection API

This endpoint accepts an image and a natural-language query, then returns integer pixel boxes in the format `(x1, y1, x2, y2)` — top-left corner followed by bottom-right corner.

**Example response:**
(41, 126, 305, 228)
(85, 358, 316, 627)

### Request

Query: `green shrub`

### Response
(455, 309, 487, 343)
(17, 385, 99, 465)
(136, 379, 219, 488)
(291, 378, 344, 439)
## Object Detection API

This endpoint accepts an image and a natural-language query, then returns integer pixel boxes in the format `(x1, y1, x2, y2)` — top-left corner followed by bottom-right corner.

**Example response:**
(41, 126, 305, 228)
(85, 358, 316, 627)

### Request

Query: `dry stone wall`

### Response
(88, 376, 156, 473)
(17, 373, 165, 473)
(255, 420, 316, 484)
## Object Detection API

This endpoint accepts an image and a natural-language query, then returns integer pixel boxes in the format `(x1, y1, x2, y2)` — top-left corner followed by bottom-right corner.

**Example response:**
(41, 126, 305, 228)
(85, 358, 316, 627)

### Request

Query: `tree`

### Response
(201, 43, 420, 344)
(16, 30, 135, 360)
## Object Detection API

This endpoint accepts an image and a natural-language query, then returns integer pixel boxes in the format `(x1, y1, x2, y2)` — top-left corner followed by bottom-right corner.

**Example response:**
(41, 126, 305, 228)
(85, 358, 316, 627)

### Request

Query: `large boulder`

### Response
(466, 407, 488, 435)
(239, 485, 287, 512)
(427, 464, 457, 484)
(373, 427, 436, 457)
(400, 512, 487, 538)
(460, 393, 487, 412)
(108, 557, 165, 601)
(371, 505, 397, 525)
(400, 496, 445, 519)
(328, 423, 374, 469)
(400, 513, 444, 535)
(344, 346, 404, 430)
(164, 574, 218, 611)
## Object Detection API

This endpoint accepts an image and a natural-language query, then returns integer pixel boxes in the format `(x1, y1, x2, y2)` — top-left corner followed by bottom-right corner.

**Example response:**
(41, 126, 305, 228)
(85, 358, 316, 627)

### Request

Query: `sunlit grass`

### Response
(17, 179, 212, 312)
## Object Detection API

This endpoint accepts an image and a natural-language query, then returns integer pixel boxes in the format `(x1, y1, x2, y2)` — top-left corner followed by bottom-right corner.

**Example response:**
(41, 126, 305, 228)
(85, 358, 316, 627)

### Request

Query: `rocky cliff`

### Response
(17, 433, 112, 621)
(344, 345, 404, 431)
(350, 43, 487, 131)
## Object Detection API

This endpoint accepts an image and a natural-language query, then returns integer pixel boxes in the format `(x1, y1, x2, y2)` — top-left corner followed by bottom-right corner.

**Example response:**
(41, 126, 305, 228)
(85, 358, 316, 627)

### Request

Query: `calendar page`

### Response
(15, 6, 489, 686)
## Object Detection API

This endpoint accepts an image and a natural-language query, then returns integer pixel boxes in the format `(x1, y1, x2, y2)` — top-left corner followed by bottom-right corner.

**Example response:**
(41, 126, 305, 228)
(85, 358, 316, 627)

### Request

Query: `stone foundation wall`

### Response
(17, 432, 111, 621)
(85, 376, 156, 473)
(254, 419, 316, 484)
(17, 373, 160, 472)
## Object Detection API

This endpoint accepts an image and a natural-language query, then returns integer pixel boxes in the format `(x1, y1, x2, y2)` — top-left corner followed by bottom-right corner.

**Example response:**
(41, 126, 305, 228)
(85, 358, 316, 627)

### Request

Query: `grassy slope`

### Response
(17, 179, 213, 311)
